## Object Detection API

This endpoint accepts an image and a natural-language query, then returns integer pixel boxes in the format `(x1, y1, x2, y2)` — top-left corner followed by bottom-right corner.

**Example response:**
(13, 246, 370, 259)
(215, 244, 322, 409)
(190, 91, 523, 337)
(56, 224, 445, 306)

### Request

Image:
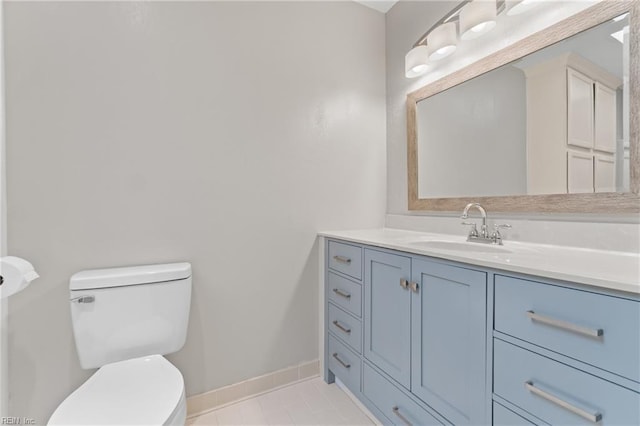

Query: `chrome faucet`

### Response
(461, 203, 488, 239)
(461, 203, 511, 245)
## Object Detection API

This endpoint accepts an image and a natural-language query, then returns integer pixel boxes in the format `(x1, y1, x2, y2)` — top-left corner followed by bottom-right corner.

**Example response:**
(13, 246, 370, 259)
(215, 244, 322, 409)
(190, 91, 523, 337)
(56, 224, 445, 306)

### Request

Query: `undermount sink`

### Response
(408, 240, 512, 254)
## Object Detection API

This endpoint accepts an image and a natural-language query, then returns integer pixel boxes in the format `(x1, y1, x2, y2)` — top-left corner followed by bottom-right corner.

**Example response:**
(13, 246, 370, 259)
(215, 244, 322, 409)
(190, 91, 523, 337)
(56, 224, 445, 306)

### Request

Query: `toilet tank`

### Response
(69, 262, 192, 369)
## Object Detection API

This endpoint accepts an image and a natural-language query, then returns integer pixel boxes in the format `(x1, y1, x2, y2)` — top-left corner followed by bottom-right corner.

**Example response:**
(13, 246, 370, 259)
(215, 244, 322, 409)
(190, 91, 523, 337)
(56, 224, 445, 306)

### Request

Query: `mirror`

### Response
(407, 2, 639, 213)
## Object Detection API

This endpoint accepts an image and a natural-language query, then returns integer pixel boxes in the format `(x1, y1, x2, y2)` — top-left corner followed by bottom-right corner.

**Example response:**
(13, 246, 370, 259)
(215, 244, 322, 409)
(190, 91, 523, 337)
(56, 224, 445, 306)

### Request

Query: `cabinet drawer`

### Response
(328, 303, 362, 354)
(328, 241, 362, 280)
(363, 363, 442, 426)
(495, 275, 640, 382)
(494, 339, 640, 426)
(328, 272, 362, 317)
(493, 402, 535, 425)
(328, 334, 361, 394)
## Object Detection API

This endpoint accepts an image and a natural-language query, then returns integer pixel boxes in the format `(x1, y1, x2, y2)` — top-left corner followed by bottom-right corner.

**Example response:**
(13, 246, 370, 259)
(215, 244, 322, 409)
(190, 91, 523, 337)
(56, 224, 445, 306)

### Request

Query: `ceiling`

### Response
(353, 0, 399, 13)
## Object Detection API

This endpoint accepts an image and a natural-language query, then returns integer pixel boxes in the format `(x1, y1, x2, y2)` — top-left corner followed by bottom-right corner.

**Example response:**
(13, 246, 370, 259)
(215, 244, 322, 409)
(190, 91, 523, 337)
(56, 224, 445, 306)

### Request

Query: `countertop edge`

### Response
(319, 229, 640, 296)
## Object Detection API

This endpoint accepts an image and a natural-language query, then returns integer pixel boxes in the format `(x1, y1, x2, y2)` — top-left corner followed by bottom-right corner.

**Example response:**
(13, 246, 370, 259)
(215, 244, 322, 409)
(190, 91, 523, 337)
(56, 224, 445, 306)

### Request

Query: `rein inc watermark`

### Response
(1, 418, 35, 425)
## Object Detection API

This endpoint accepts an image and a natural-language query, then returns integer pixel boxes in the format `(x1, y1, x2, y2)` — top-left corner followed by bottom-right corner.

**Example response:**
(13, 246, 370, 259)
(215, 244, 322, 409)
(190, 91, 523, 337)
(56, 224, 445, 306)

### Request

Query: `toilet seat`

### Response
(48, 355, 185, 425)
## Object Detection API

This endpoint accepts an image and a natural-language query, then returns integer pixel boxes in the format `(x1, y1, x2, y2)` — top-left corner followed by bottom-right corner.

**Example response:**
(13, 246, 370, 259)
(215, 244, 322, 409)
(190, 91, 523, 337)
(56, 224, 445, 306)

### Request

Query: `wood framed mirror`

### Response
(407, 1, 639, 213)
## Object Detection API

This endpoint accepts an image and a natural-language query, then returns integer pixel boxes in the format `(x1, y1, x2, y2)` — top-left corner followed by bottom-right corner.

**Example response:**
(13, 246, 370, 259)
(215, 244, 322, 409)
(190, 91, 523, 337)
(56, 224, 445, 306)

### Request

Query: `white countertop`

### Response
(319, 228, 640, 295)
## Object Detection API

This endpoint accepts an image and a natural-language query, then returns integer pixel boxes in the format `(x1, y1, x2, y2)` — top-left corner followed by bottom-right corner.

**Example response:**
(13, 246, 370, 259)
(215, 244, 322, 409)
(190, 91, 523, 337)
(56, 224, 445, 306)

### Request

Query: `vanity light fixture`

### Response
(506, 0, 538, 16)
(427, 22, 458, 61)
(405, 45, 430, 78)
(459, 0, 497, 40)
(405, 0, 540, 79)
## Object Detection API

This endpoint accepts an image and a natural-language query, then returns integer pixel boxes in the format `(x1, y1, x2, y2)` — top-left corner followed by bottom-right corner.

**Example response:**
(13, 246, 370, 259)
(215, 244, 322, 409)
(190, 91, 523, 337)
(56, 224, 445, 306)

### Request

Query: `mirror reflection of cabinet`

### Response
(525, 53, 621, 195)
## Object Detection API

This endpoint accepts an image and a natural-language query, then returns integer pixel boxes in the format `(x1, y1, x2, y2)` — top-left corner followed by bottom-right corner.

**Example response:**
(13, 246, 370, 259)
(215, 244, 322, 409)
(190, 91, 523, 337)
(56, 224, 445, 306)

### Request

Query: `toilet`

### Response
(48, 262, 192, 425)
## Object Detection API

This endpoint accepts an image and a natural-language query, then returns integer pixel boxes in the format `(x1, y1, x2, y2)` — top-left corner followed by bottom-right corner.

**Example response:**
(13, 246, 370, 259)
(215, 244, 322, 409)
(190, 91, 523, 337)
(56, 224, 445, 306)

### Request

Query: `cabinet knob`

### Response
(400, 278, 409, 289)
(410, 282, 419, 293)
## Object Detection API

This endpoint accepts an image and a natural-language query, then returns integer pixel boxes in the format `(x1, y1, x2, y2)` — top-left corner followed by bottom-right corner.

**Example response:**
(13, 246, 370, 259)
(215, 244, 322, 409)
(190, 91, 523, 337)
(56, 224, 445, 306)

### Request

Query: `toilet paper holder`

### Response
(0, 256, 39, 299)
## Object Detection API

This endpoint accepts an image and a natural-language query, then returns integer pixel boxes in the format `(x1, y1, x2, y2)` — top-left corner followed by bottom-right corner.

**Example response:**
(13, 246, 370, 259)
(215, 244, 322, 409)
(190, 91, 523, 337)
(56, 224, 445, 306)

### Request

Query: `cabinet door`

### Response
(567, 68, 594, 149)
(410, 259, 487, 425)
(594, 154, 615, 193)
(364, 249, 412, 389)
(567, 150, 594, 193)
(594, 82, 617, 153)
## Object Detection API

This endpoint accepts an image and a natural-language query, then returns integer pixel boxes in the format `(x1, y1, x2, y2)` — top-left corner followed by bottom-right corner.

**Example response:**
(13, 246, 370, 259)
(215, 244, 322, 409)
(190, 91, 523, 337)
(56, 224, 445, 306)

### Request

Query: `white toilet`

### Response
(48, 262, 192, 425)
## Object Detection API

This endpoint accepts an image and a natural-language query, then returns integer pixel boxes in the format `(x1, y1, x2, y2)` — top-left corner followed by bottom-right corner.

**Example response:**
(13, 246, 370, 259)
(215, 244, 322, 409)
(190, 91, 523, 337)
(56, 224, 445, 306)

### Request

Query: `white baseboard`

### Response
(186, 359, 319, 418)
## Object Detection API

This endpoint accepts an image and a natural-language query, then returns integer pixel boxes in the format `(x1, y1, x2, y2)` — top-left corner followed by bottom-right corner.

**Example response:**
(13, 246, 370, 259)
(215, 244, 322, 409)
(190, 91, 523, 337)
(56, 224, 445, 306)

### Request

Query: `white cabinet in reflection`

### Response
(594, 82, 617, 153)
(567, 68, 594, 150)
(594, 154, 616, 193)
(525, 53, 621, 195)
(567, 150, 594, 194)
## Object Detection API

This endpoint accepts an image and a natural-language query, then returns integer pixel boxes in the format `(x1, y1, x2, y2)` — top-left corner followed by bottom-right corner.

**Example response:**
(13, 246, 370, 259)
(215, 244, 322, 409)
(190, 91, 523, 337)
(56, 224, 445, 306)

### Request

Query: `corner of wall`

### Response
(0, 0, 9, 415)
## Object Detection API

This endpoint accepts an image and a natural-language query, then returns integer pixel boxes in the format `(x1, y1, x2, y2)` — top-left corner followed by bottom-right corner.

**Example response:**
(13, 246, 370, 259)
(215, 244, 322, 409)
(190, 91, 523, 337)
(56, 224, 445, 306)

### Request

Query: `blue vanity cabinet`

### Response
(363, 249, 412, 388)
(492, 402, 534, 425)
(325, 240, 364, 396)
(362, 247, 487, 424)
(411, 259, 487, 425)
(324, 236, 640, 425)
(492, 275, 640, 425)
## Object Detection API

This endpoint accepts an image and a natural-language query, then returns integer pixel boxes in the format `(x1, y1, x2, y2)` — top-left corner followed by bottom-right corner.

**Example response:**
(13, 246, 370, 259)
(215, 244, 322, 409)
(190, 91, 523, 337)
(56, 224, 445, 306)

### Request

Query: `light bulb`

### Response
(427, 22, 458, 61)
(460, 0, 497, 41)
(405, 45, 429, 78)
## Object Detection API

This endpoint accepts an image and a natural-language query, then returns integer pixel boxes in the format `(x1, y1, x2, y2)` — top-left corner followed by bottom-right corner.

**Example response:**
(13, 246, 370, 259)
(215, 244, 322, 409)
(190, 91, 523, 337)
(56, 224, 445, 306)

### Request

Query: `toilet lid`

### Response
(48, 355, 184, 425)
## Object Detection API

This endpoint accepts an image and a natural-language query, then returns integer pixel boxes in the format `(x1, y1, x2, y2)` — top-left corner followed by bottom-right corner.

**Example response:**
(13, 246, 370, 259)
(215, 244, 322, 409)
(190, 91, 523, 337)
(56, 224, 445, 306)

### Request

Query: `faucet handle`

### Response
(492, 224, 512, 245)
(461, 221, 479, 238)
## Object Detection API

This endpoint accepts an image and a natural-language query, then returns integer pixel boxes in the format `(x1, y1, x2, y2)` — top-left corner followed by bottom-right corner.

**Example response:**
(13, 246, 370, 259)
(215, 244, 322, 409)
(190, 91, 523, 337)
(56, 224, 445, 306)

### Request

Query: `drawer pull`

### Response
(332, 353, 351, 369)
(333, 255, 352, 264)
(400, 278, 409, 289)
(332, 288, 351, 299)
(526, 310, 603, 338)
(332, 320, 352, 334)
(392, 406, 413, 426)
(525, 381, 602, 423)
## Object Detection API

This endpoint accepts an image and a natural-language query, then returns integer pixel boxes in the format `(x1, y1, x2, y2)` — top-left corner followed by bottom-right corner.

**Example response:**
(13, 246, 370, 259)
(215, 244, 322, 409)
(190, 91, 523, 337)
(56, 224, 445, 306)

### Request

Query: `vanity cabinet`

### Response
(363, 250, 412, 388)
(525, 53, 621, 195)
(410, 258, 486, 425)
(493, 275, 640, 425)
(323, 236, 640, 425)
(326, 240, 488, 425)
(363, 249, 487, 425)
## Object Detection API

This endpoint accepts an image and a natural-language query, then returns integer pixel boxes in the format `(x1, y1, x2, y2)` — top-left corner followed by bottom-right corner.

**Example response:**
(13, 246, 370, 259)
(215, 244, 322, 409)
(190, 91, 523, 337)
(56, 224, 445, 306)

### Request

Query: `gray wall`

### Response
(386, 0, 455, 214)
(4, 2, 386, 423)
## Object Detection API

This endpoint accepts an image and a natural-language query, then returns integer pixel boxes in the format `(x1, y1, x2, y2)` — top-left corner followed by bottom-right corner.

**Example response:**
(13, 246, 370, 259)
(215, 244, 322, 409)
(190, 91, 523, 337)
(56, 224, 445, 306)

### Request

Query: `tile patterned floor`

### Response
(187, 377, 377, 425)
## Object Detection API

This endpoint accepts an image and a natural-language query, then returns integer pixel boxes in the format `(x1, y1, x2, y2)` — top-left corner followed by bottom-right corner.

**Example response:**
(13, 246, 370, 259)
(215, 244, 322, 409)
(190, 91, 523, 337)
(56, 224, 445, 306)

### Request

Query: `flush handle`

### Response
(70, 295, 95, 304)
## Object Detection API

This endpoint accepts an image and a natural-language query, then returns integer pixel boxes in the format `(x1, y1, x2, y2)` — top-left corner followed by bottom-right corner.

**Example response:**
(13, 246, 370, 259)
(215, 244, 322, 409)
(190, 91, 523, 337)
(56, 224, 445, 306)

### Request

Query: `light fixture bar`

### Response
(412, 0, 507, 48)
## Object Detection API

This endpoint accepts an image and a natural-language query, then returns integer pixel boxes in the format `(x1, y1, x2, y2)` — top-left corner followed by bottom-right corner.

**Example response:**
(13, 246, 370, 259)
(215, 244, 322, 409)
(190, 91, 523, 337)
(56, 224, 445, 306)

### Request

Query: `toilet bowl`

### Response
(48, 263, 192, 426)
(49, 355, 186, 425)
